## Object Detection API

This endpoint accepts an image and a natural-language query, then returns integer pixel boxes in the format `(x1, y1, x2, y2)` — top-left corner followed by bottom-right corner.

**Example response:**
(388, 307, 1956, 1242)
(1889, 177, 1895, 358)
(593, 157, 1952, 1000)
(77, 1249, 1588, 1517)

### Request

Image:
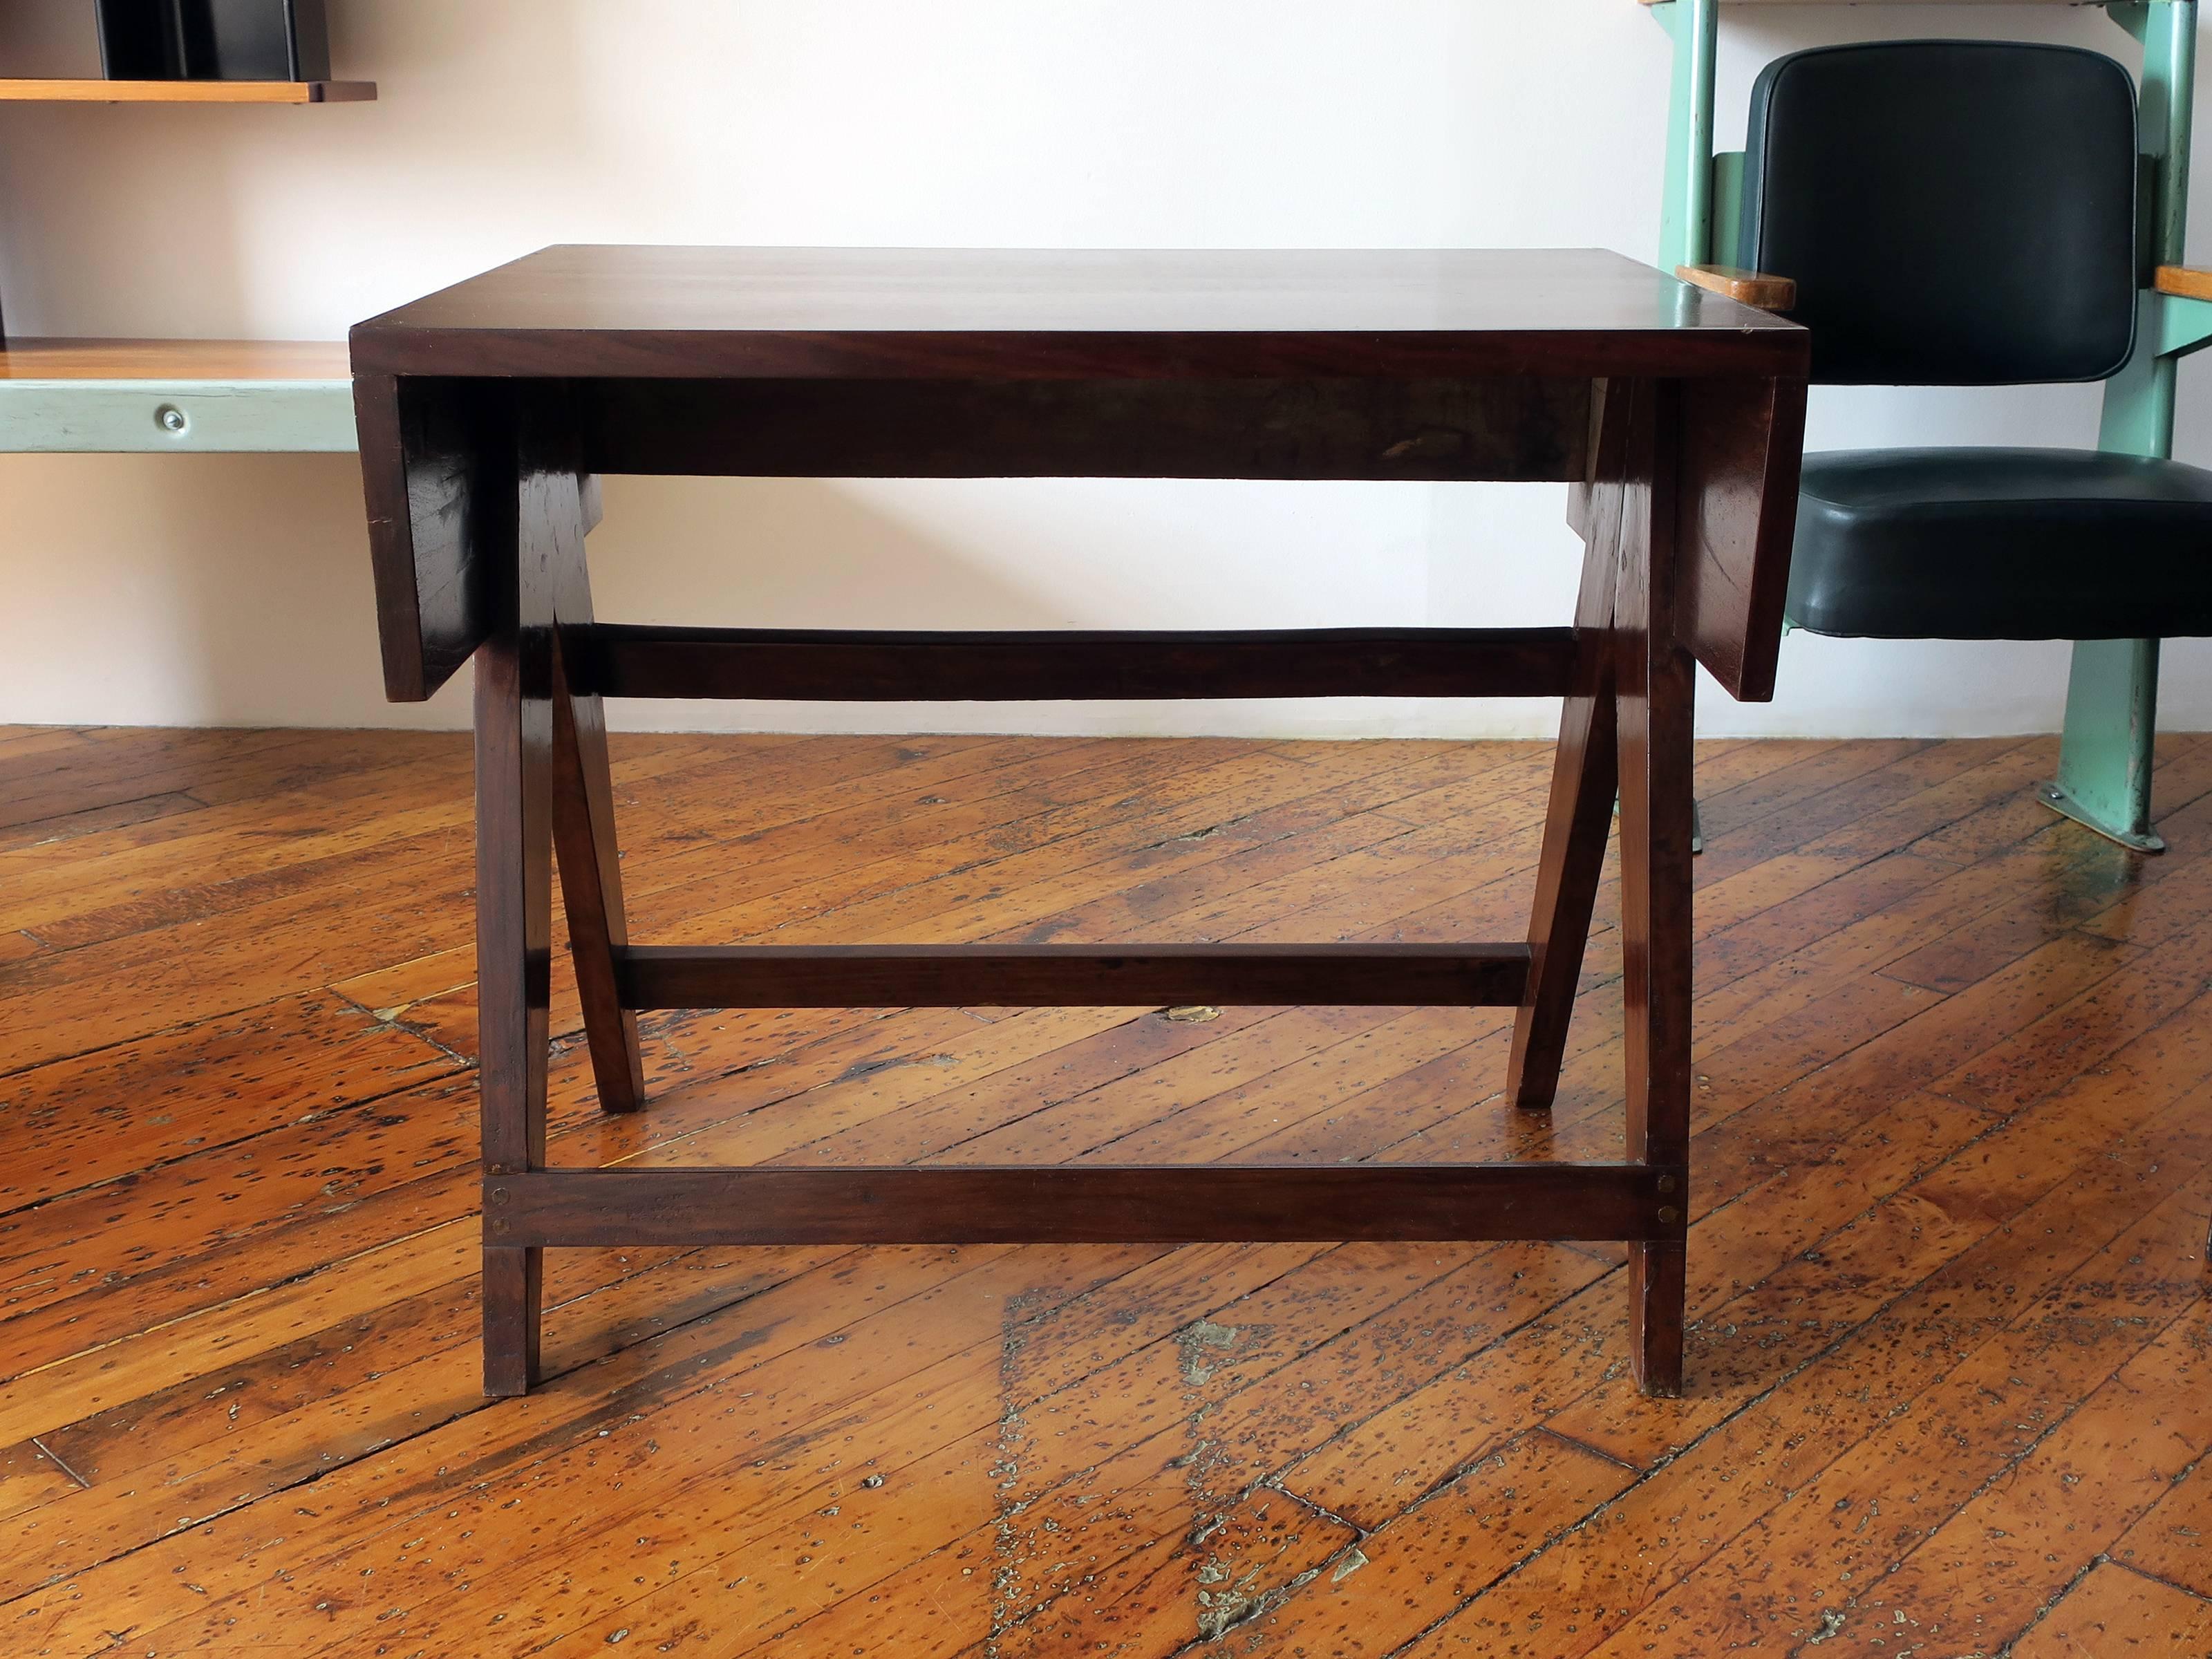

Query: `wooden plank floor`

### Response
(1, 725, 2210, 1657)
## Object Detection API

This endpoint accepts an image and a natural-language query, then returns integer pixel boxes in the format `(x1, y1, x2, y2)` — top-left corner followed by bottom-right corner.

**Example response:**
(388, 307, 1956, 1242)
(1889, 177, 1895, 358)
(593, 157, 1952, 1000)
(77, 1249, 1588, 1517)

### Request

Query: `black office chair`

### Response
(1686, 40, 2212, 849)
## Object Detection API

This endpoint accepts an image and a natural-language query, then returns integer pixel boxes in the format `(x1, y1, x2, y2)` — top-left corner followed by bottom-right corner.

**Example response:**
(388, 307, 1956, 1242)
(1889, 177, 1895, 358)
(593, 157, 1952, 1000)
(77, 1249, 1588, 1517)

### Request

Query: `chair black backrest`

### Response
(1739, 41, 2139, 386)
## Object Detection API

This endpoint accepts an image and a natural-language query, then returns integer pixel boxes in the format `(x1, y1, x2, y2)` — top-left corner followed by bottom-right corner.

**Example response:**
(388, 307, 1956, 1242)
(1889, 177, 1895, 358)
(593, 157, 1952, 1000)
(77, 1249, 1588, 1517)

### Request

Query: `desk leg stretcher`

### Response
(471, 379, 1694, 1398)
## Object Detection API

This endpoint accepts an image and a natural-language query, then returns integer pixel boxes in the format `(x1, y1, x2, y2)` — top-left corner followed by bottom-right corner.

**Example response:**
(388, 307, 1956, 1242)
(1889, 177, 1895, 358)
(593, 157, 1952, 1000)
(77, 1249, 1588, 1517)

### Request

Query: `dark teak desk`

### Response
(352, 247, 1809, 1398)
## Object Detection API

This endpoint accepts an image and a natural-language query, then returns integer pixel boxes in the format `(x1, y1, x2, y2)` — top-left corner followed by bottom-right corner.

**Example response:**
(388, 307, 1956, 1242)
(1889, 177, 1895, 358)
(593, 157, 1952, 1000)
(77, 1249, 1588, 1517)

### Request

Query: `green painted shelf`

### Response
(0, 340, 353, 453)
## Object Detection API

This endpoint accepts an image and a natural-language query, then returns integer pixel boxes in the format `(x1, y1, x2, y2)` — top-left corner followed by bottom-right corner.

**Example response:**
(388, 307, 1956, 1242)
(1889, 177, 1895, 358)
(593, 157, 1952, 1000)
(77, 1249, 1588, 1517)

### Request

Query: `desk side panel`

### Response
(355, 374, 507, 702)
(1676, 375, 1807, 703)
(574, 377, 1591, 483)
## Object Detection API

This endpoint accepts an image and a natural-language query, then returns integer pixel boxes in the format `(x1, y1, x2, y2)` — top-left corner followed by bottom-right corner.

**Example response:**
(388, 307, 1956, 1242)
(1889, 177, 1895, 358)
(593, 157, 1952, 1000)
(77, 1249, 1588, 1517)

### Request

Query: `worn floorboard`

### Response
(0, 729, 2207, 1658)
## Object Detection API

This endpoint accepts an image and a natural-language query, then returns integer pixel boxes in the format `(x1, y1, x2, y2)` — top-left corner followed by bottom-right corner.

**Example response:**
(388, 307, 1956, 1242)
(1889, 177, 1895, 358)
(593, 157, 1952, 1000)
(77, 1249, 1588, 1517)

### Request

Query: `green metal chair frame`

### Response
(1650, 0, 2212, 852)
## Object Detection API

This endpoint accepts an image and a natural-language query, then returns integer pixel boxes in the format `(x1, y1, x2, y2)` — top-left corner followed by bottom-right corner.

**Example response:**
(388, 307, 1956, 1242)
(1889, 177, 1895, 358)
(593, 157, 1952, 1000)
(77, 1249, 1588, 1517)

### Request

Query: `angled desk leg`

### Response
(480, 423, 646, 1395)
(1614, 380, 1694, 1396)
(546, 472, 646, 1116)
(476, 568, 554, 1398)
(1508, 379, 1692, 1391)
(552, 656, 646, 1112)
(1508, 384, 1627, 1110)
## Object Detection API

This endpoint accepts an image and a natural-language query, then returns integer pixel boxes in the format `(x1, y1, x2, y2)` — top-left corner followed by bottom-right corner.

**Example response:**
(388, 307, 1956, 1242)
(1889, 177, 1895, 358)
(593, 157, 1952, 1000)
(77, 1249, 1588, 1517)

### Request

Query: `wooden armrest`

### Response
(1676, 264, 1797, 311)
(2155, 265, 2212, 303)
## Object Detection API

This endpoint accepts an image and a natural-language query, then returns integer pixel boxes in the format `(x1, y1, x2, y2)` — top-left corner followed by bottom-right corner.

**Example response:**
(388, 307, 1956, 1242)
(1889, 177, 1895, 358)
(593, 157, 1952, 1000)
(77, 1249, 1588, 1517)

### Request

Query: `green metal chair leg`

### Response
(2045, 4, 2201, 856)
(2042, 637, 2164, 852)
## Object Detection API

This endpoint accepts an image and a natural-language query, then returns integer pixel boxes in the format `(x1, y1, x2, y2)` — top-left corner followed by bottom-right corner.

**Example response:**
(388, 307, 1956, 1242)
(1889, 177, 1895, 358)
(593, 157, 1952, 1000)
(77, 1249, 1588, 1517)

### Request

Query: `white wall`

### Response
(0, 0, 2207, 738)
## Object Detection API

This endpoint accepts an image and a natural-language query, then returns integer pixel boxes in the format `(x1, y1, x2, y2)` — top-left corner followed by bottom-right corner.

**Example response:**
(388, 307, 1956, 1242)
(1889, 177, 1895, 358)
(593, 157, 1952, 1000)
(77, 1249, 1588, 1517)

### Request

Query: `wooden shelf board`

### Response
(0, 339, 349, 382)
(0, 79, 374, 104)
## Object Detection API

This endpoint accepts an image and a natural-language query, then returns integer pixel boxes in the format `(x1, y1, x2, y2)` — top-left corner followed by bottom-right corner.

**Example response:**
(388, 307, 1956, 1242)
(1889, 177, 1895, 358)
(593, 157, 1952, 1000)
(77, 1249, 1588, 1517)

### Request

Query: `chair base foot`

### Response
(2036, 780, 2166, 855)
(1618, 795, 1702, 852)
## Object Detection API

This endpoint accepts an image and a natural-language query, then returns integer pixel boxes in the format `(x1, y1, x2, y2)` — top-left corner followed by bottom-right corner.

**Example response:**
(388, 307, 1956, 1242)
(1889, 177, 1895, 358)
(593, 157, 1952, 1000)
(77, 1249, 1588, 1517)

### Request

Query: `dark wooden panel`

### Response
(355, 375, 509, 703)
(576, 377, 1591, 482)
(577, 625, 1580, 704)
(1676, 375, 1808, 704)
(487, 1163, 1682, 1247)
(614, 942, 1533, 1010)
(350, 247, 1808, 382)
(353, 374, 419, 700)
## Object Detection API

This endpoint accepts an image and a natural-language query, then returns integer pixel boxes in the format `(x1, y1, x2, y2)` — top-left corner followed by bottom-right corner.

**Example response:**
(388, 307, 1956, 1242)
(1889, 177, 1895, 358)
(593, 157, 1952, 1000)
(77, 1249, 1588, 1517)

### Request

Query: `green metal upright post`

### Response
(2048, 0, 2200, 852)
(1651, 0, 1721, 852)
(1656, 0, 1721, 274)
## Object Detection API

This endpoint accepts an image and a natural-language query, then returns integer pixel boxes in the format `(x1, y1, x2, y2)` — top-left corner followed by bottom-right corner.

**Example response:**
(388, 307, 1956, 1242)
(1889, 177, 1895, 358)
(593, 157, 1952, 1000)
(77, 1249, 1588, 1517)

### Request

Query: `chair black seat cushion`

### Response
(1787, 448, 2212, 640)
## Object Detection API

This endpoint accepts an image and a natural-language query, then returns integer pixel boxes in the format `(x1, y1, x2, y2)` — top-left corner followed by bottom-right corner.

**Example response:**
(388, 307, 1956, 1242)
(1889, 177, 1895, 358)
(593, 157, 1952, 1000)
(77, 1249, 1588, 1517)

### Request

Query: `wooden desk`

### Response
(351, 246, 1809, 1399)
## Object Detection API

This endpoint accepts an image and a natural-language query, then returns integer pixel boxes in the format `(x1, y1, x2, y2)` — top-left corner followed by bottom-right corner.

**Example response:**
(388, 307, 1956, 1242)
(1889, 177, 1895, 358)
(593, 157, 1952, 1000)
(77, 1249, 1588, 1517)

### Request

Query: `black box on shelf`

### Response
(96, 0, 332, 83)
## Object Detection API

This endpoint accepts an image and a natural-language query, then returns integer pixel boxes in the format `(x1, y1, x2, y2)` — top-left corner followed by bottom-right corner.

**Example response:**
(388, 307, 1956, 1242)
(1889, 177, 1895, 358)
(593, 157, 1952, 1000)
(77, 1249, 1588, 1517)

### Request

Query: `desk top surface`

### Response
(352, 246, 1806, 381)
